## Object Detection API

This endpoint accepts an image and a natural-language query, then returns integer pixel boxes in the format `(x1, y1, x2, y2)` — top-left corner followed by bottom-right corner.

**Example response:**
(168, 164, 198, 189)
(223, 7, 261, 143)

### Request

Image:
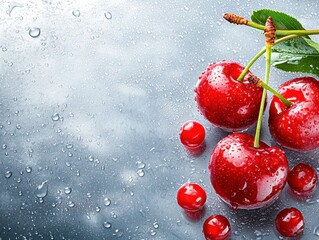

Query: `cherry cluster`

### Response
(176, 13, 319, 240)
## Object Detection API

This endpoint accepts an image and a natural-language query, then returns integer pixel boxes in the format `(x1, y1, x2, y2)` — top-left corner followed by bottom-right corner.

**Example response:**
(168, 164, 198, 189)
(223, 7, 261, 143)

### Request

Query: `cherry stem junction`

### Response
(237, 34, 301, 81)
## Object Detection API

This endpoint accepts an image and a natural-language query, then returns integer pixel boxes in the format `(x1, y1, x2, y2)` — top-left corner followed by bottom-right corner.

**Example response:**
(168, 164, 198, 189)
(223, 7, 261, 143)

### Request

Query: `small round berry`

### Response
(177, 182, 206, 212)
(203, 215, 231, 240)
(275, 207, 304, 237)
(179, 120, 205, 149)
(288, 162, 318, 197)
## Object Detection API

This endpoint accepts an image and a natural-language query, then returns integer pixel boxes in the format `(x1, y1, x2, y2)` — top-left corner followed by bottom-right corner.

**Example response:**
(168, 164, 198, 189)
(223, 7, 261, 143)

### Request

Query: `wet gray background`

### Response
(1, 0, 319, 239)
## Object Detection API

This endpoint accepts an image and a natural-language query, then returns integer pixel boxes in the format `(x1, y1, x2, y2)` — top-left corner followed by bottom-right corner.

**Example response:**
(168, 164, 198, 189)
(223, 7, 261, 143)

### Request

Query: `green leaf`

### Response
(251, 9, 305, 31)
(251, 9, 319, 77)
(304, 38, 319, 52)
(271, 53, 319, 77)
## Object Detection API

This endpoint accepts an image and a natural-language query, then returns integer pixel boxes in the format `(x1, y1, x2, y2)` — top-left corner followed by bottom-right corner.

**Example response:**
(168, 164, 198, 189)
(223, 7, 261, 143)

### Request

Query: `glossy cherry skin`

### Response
(177, 182, 207, 212)
(209, 133, 289, 210)
(275, 207, 304, 237)
(195, 61, 264, 131)
(269, 77, 319, 151)
(179, 120, 205, 149)
(288, 162, 318, 198)
(203, 215, 231, 240)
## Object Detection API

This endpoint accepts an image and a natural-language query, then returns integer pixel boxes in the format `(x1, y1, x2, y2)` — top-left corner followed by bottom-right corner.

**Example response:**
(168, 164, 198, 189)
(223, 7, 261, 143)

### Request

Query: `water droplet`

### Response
(6, 2, 23, 16)
(29, 27, 41, 38)
(254, 230, 262, 237)
(2, 144, 7, 149)
(35, 181, 48, 198)
(103, 221, 112, 229)
(314, 225, 319, 236)
(20, 202, 27, 210)
(183, 6, 190, 11)
(5, 171, 12, 179)
(103, 197, 111, 206)
(66, 143, 73, 149)
(64, 187, 72, 194)
(72, 9, 81, 17)
(137, 169, 145, 177)
(136, 161, 145, 169)
(104, 12, 112, 20)
(2, 47, 7, 52)
(67, 201, 75, 208)
(153, 222, 159, 229)
(16, 124, 21, 129)
(76, 170, 80, 176)
(88, 155, 94, 162)
(25, 167, 32, 173)
(150, 229, 157, 236)
(51, 113, 60, 121)
(113, 229, 123, 238)
(95, 206, 101, 213)
(306, 198, 316, 205)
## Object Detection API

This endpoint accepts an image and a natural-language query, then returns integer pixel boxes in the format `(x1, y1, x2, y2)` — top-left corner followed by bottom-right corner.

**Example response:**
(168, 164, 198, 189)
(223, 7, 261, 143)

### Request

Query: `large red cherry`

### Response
(209, 133, 289, 210)
(194, 61, 264, 131)
(269, 77, 319, 151)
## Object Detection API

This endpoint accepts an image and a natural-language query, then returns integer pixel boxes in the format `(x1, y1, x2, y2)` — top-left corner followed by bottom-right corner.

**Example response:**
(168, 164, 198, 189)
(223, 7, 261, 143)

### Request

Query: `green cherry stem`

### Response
(253, 44, 271, 148)
(223, 13, 319, 36)
(248, 75, 293, 107)
(258, 81, 293, 107)
(254, 16, 276, 148)
(237, 34, 300, 81)
(247, 21, 319, 36)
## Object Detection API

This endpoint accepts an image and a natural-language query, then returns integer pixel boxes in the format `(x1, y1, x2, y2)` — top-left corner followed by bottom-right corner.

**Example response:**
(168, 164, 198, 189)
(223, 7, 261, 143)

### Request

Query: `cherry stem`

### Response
(258, 81, 293, 107)
(254, 44, 271, 148)
(250, 76, 293, 107)
(237, 34, 301, 81)
(247, 21, 319, 36)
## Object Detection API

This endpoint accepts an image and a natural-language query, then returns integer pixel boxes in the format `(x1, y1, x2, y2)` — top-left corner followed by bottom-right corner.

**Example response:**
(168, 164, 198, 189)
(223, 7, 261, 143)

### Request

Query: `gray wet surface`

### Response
(1, 0, 319, 239)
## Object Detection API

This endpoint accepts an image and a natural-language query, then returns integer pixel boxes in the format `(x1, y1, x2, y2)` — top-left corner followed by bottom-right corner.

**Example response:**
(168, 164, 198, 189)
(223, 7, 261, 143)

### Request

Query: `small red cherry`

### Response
(275, 207, 304, 237)
(203, 215, 231, 240)
(177, 182, 206, 212)
(179, 120, 205, 149)
(288, 162, 318, 198)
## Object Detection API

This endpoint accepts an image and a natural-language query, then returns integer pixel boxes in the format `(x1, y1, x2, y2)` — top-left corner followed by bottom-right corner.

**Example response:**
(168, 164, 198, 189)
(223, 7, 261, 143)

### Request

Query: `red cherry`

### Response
(288, 162, 318, 198)
(179, 120, 205, 149)
(275, 207, 304, 237)
(195, 61, 264, 131)
(203, 215, 231, 240)
(209, 133, 289, 210)
(177, 182, 206, 212)
(269, 77, 319, 151)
